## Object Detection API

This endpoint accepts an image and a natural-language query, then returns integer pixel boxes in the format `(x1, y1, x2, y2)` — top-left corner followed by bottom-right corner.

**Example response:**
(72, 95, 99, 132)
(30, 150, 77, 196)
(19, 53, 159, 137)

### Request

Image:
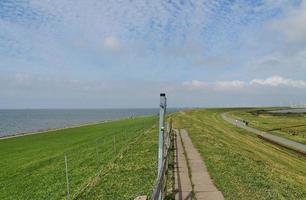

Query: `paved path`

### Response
(221, 113, 306, 155)
(174, 129, 193, 199)
(174, 129, 224, 200)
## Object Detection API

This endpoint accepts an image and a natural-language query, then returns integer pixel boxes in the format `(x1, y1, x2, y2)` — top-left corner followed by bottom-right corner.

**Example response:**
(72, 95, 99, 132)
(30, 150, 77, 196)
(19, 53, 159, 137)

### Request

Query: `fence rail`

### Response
(151, 119, 173, 200)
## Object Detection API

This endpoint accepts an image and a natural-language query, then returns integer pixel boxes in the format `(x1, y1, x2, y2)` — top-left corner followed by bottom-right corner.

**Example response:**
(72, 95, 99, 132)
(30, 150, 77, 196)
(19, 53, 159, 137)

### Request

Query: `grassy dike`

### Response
(228, 108, 306, 144)
(0, 116, 158, 200)
(172, 109, 306, 200)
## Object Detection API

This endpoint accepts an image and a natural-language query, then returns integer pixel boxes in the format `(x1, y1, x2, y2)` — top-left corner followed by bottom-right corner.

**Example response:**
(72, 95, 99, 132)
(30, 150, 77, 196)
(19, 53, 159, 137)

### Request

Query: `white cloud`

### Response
(182, 80, 208, 89)
(215, 80, 245, 90)
(251, 75, 306, 88)
(247, 48, 306, 77)
(193, 56, 232, 68)
(0, 73, 107, 93)
(103, 36, 121, 52)
(268, 1, 306, 43)
(15, 73, 31, 83)
(183, 75, 306, 91)
(183, 80, 246, 91)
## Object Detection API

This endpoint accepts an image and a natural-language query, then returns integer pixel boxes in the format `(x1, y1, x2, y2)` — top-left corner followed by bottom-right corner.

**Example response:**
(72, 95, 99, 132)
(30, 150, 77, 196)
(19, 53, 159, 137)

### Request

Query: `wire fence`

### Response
(66, 130, 134, 199)
(151, 118, 173, 200)
(7, 118, 157, 200)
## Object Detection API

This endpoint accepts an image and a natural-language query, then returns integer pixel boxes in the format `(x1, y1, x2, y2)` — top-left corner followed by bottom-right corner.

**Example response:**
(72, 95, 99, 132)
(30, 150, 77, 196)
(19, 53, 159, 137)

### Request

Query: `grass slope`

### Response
(229, 108, 306, 144)
(77, 125, 158, 199)
(0, 116, 158, 200)
(172, 109, 306, 200)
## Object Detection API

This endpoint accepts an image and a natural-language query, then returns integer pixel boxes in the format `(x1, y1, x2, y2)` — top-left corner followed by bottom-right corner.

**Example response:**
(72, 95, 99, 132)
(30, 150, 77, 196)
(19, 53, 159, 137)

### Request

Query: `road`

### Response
(221, 113, 306, 155)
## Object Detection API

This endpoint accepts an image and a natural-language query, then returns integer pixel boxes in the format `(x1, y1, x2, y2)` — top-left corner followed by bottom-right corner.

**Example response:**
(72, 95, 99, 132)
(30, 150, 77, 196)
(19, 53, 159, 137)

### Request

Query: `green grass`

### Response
(0, 116, 158, 200)
(172, 109, 306, 200)
(229, 108, 306, 144)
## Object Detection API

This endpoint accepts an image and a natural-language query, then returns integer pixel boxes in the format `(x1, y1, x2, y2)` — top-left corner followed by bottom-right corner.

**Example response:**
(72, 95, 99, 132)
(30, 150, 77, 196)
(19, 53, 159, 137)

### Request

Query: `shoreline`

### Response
(0, 115, 151, 140)
(0, 120, 111, 140)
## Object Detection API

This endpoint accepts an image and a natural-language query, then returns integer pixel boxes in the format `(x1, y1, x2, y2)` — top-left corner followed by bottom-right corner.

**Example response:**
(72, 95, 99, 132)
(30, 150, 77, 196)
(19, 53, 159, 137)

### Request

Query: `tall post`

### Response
(158, 93, 166, 175)
(157, 93, 167, 200)
(64, 154, 70, 200)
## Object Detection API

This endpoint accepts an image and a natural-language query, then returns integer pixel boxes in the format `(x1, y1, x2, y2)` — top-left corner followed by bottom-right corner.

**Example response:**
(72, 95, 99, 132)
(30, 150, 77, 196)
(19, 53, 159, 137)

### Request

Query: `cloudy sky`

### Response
(1, 0, 306, 108)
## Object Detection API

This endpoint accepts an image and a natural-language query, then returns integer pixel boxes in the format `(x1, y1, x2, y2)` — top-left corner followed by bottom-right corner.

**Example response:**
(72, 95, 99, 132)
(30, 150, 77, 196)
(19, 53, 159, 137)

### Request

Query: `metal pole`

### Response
(158, 93, 167, 200)
(96, 140, 100, 165)
(113, 135, 116, 154)
(64, 154, 70, 200)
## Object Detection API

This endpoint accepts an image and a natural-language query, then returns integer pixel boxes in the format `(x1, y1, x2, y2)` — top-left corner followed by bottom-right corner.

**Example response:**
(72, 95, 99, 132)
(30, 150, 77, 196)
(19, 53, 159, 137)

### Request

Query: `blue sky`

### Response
(1, 0, 306, 108)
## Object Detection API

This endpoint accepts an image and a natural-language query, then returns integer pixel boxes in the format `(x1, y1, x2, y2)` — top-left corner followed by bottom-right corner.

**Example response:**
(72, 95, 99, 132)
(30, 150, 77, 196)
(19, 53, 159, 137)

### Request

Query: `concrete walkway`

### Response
(221, 113, 306, 155)
(174, 129, 193, 199)
(174, 129, 224, 200)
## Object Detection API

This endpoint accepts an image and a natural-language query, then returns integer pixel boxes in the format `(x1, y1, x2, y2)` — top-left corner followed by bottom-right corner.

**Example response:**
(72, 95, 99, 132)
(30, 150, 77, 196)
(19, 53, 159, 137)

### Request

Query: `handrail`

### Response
(151, 119, 173, 200)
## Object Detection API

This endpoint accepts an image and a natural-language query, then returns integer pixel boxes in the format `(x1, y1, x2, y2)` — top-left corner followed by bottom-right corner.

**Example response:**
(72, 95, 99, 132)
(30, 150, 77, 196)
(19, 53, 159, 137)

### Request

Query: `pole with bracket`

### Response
(158, 93, 167, 200)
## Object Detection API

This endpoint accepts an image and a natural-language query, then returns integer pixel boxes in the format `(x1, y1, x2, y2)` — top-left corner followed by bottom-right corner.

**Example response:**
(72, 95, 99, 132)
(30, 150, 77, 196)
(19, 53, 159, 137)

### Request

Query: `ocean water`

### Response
(0, 108, 179, 137)
(269, 108, 306, 114)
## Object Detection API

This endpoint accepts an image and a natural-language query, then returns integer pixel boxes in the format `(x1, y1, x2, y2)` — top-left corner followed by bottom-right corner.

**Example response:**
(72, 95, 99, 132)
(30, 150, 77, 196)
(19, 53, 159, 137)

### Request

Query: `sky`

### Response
(0, 0, 306, 108)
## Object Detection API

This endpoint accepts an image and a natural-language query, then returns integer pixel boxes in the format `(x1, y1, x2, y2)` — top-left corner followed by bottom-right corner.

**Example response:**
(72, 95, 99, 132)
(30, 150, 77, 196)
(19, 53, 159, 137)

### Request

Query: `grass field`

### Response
(172, 109, 306, 200)
(0, 116, 158, 200)
(229, 108, 306, 144)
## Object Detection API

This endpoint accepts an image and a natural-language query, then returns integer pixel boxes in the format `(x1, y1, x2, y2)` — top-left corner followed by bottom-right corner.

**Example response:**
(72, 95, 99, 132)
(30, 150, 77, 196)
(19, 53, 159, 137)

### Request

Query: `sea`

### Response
(0, 108, 180, 137)
(269, 108, 306, 114)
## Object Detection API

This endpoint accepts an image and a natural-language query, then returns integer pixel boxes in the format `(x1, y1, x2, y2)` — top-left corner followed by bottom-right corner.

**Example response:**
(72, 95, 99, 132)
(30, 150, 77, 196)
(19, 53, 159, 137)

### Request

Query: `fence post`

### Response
(96, 139, 100, 165)
(158, 93, 167, 200)
(64, 154, 70, 200)
(113, 135, 116, 154)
